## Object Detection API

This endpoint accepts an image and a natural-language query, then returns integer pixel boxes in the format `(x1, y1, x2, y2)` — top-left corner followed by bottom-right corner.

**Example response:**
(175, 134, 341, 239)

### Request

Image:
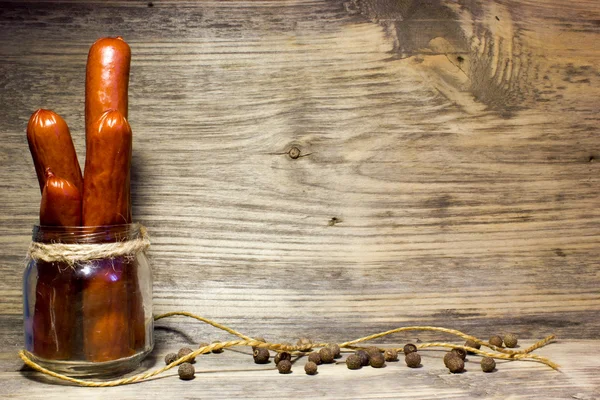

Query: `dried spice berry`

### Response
(405, 352, 421, 368)
(277, 359, 292, 374)
(481, 356, 496, 372)
(465, 339, 481, 354)
(370, 352, 385, 368)
(297, 337, 312, 351)
(178, 347, 195, 363)
(304, 361, 318, 375)
(384, 349, 398, 362)
(212, 340, 224, 353)
(366, 346, 381, 357)
(274, 352, 292, 365)
(451, 348, 467, 360)
(253, 347, 270, 364)
(164, 352, 177, 365)
(327, 343, 341, 359)
(444, 351, 458, 368)
(403, 343, 417, 355)
(355, 350, 369, 367)
(489, 335, 503, 348)
(308, 351, 322, 365)
(178, 362, 195, 380)
(447, 356, 464, 373)
(503, 333, 518, 348)
(319, 347, 335, 364)
(252, 337, 266, 351)
(198, 342, 209, 353)
(346, 354, 362, 370)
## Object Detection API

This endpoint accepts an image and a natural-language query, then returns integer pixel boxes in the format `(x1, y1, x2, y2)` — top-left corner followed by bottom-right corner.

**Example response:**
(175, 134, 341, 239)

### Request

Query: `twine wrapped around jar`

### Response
(27, 225, 150, 266)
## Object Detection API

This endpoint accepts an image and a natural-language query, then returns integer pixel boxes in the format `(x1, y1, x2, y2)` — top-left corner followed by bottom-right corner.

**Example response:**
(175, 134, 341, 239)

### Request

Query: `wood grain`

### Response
(0, 0, 599, 397)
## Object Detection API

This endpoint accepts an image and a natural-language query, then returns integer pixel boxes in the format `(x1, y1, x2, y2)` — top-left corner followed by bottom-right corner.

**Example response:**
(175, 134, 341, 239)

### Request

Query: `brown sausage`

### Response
(40, 168, 82, 226)
(85, 37, 130, 142)
(82, 109, 132, 226)
(32, 169, 81, 360)
(27, 109, 83, 194)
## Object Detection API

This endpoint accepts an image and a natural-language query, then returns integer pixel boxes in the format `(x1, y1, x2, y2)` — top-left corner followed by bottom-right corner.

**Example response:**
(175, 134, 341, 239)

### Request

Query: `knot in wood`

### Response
(288, 147, 301, 159)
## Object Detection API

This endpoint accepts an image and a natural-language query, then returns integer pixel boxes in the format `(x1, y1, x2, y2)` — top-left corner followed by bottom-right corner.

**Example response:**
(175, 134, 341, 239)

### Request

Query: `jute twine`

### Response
(27, 226, 150, 265)
(19, 311, 559, 387)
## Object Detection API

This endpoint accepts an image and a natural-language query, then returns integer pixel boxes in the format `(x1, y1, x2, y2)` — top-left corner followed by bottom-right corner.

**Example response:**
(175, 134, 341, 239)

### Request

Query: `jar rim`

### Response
(32, 223, 143, 244)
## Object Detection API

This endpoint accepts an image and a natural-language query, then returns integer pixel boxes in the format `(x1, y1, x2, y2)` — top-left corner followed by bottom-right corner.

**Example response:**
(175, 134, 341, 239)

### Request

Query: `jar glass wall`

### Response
(23, 224, 153, 376)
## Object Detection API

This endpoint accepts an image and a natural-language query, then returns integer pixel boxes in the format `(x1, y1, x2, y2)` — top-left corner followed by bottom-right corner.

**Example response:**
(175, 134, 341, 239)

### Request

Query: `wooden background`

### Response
(0, 0, 599, 398)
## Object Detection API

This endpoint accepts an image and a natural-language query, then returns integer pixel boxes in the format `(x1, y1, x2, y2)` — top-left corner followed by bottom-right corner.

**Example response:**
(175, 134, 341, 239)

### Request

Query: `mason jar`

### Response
(23, 223, 153, 376)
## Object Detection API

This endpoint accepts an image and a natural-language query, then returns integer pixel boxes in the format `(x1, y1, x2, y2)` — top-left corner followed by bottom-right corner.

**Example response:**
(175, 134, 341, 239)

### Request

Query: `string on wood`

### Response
(18, 311, 559, 387)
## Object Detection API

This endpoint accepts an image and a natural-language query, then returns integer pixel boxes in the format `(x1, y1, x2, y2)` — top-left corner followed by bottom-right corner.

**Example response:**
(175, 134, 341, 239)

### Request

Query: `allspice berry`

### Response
(444, 351, 458, 368)
(481, 356, 496, 372)
(447, 356, 464, 373)
(297, 337, 313, 351)
(198, 342, 210, 354)
(355, 350, 369, 367)
(308, 351, 322, 365)
(384, 348, 398, 362)
(211, 340, 224, 353)
(405, 352, 421, 368)
(164, 352, 178, 365)
(370, 352, 385, 368)
(277, 359, 292, 374)
(274, 352, 292, 365)
(304, 361, 318, 375)
(451, 348, 467, 360)
(327, 343, 341, 359)
(178, 347, 195, 363)
(489, 335, 503, 348)
(503, 333, 518, 348)
(319, 347, 335, 364)
(403, 343, 417, 355)
(366, 346, 381, 357)
(178, 362, 195, 380)
(465, 339, 481, 354)
(253, 347, 270, 364)
(346, 354, 362, 370)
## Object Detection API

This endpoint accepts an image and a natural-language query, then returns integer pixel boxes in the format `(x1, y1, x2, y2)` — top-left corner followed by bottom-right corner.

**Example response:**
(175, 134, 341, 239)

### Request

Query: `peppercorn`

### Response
(355, 350, 369, 367)
(405, 352, 421, 368)
(304, 361, 318, 375)
(211, 340, 224, 353)
(366, 346, 381, 357)
(446, 356, 464, 373)
(277, 359, 292, 374)
(319, 347, 335, 364)
(253, 347, 270, 364)
(451, 348, 467, 360)
(308, 351, 322, 365)
(178, 347, 195, 363)
(297, 337, 312, 351)
(481, 356, 496, 372)
(198, 342, 210, 354)
(370, 352, 385, 368)
(252, 336, 266, 351)
(327, 343, 341, 359)
(346, 354, 362, 370)
(178, 362, 195, 380)
(465, 339, 481, 354)
(503, 333, 518, 348)
(489, 335, 503, 348)
(444, 351, 458, 368)
(384, 348, 398, 362)
(403, 343, 417, 355)
(274, 351, 291, 365)
(164, 352, 177, 365)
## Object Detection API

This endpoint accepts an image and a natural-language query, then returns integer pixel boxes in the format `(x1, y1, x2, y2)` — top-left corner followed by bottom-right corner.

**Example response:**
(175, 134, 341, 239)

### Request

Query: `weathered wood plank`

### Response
(0, 0, 599, 397)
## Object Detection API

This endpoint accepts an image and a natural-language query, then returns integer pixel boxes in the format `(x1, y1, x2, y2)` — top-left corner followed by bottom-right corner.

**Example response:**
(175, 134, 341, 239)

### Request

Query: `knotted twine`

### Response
(19, 311, 559, 387)
(27, 225, 150, 265)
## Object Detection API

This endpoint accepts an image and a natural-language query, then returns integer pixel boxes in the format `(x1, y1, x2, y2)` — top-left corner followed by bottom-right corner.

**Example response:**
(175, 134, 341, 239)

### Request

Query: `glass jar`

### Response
(23, 224, 153, 377)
